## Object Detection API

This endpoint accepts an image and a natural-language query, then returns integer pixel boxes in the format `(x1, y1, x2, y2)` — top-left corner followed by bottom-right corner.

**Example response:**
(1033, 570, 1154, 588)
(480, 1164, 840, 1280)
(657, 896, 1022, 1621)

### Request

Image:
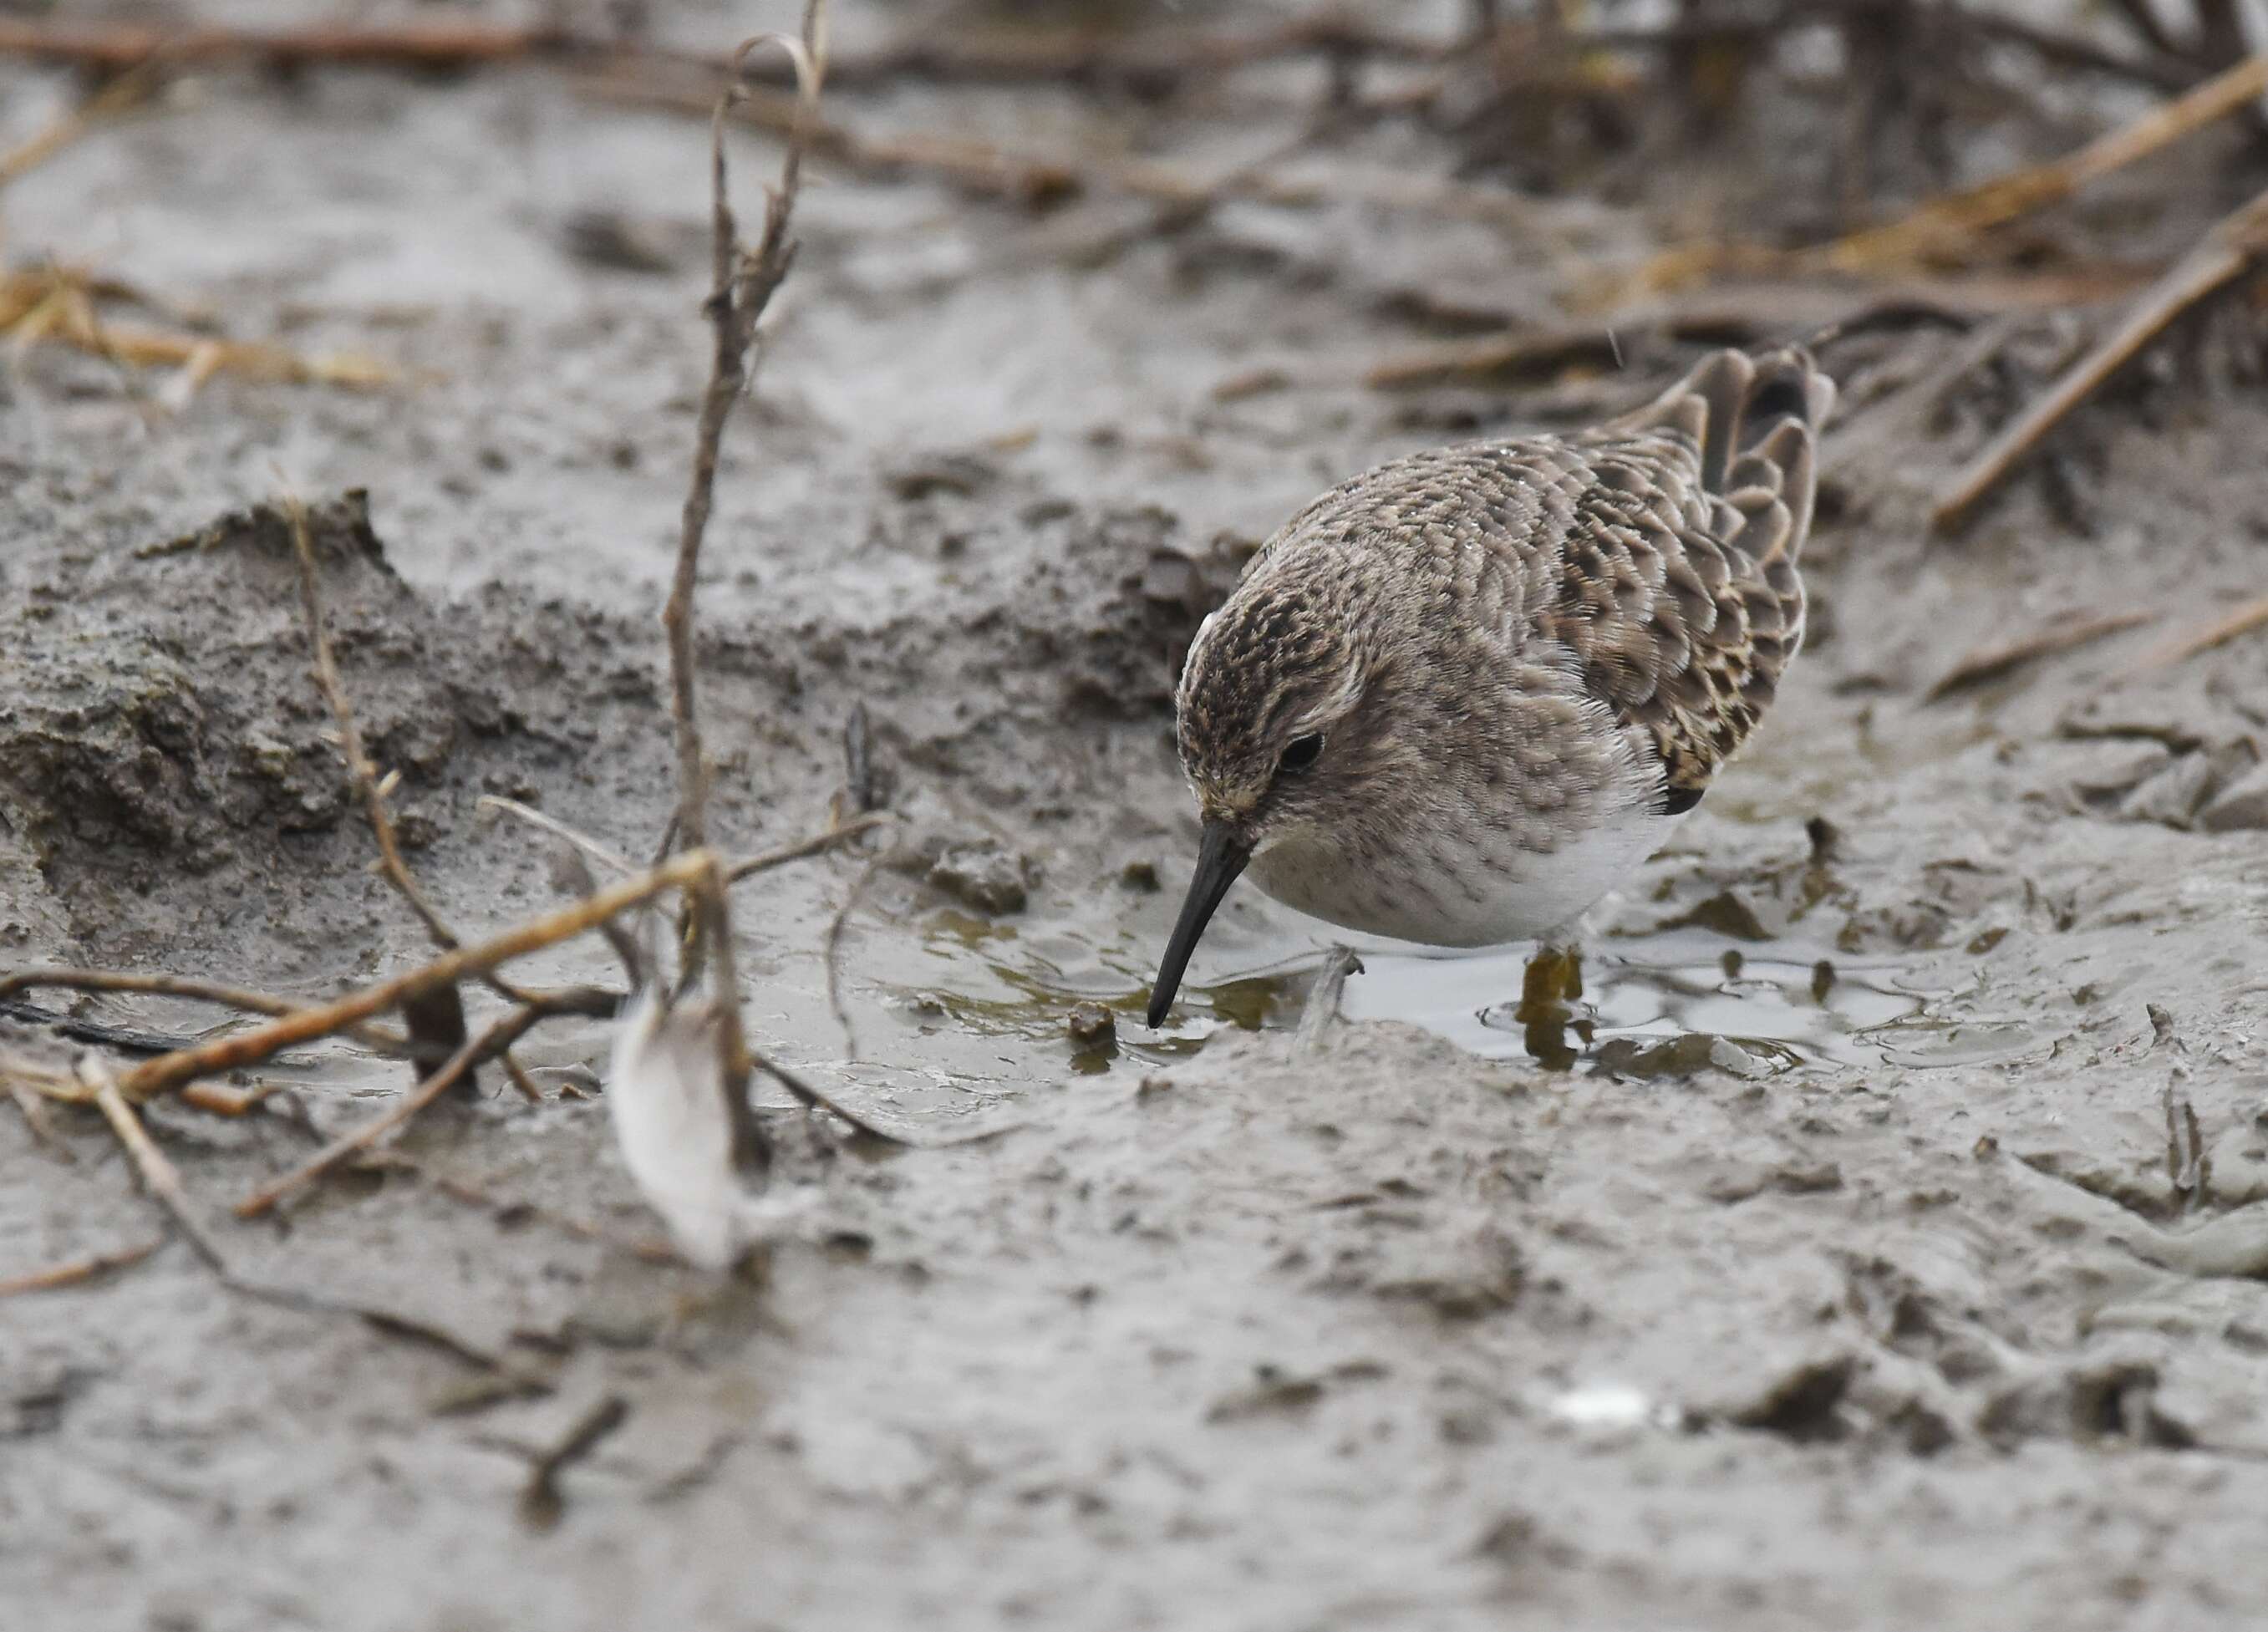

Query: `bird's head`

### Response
(1147, 563, 1386, 1025)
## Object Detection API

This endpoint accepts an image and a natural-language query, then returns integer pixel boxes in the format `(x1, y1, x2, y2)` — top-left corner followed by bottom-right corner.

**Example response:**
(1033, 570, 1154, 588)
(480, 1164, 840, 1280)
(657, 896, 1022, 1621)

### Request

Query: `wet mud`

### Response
(6, 3, 2268, 1628)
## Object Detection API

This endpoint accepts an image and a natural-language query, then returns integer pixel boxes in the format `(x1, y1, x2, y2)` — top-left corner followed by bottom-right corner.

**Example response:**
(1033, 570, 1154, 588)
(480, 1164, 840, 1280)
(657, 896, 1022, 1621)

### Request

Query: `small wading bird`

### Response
(1147, 346, 1834, 1031)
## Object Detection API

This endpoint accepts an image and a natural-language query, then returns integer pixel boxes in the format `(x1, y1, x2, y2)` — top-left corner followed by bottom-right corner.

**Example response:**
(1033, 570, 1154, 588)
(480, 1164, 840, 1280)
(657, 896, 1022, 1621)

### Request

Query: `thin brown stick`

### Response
(285, 495, 466, 953)
(1619, 53, 2268, 302)
(520, 1395, 632, 1531)
(83, 1057, 229, 1272)
(114, 850, 712, 1102)
(0, 1236, 164, 1298)
(667, 8, 828, 1169)
(0, 62, 163, 190)
(0, 267, 392, 388)
(2131, 592, 2268, 670)
(1924, 610, 2159, 699)
(181, 1080, 292, 1117)
(283, 495, 535, 1098)
(0, 13, 1439, 81)
(234, 1008, 541, 1220)
(0, 968, 411, 1054)
(587, 73, 1564, 236)
(743, 1040, 908, 1146)
(1846, 51, 2268, 271)
(725, 812, 887, 882)
(1932, 184, 2268, 532)
(7, 1075, 71, 1156)
(479, 796, 638, 877)
(823, 855, 882, 1061)
(0, 18, 576, 71)
(481, 794, 882, 885)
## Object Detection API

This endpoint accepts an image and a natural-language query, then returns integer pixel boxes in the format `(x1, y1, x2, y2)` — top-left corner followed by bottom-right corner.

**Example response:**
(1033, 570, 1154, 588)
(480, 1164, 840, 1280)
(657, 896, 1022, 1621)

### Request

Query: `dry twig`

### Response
(0, 63, 163, 190)
(520, 1396, 633, 1531)
(0, 16, 576, 71)
(284, 495, 547, 1095)
(82, 1056, 229, 1272)
(112, 850, 713, 1103)
(1932, 184, 2268, 531)
(587, 72, 1563, 236)
(0, 968, 411, 1054)
(725, 812, 887, 882)
(1924, 610, 2159, 699)
(1619, 53, 2268, 302)
(664, 5, 829, 1170)
(0, 266, 392, 392)
(233, 1008, 542, 1220)
(2130, 592, 2268, 670)
(7, 1075, 70, 1157)
(0, 1237, 165, 1299)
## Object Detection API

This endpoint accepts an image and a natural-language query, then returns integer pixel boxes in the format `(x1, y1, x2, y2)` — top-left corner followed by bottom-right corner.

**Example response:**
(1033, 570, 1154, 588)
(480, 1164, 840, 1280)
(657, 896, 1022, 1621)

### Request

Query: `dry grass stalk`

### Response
(1925, 610, 2159, 699)
(0, 17, 574, 72)
(0, 63, 163, 190)
(82, 1056, 230, 1272)
(233, 1008, 541, 1220)
(7, 1075, 70, 1155)
(0, 12, 1439, 84)
(588, 73, 1562, 235)
(664, 3, 829, 1169)
(1823, 53, 2268, 276)
(726, 812, 887, 882)
(112, 849, 714, 1103)
(283, 495, 548, 1096)
(0, 968, 411, 1054)
(520, 1396, 632, 1532)
(1932, 184, 2268, 532)
(0, 1237, 165, 1299)
(0, 267, 392, 394)
(2131, 592, 2268, 670)
(1616, 53, 2268, 303)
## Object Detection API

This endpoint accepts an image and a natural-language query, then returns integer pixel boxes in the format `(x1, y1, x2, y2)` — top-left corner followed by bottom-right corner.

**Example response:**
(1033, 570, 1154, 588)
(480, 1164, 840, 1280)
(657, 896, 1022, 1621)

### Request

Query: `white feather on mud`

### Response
(606, 988, 810, 1269)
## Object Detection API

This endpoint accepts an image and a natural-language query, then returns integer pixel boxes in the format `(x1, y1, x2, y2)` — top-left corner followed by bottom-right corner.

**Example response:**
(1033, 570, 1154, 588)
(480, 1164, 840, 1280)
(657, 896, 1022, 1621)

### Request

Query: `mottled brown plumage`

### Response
(1149, 347, 1836, 1027)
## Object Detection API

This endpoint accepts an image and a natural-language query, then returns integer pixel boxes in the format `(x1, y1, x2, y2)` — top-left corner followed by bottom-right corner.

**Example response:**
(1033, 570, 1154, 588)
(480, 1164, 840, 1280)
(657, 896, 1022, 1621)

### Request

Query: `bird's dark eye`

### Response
(1279, 734, 1324, 775)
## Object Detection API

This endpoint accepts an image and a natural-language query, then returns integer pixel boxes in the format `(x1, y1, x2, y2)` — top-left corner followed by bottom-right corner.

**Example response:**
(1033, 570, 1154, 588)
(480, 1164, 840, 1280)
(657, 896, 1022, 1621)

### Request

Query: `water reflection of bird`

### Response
(1148, 347, 1836, 1029)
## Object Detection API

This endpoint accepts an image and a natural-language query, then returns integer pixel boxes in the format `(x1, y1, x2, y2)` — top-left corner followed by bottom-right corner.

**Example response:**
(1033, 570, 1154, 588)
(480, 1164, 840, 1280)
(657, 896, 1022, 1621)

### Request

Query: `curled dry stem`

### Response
(661, 4, 826, 1164)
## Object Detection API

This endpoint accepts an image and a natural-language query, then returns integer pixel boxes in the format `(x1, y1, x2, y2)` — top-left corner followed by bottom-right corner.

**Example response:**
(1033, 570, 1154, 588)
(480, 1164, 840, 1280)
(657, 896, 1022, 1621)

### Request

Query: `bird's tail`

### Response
(1610, 346, 1836, 562)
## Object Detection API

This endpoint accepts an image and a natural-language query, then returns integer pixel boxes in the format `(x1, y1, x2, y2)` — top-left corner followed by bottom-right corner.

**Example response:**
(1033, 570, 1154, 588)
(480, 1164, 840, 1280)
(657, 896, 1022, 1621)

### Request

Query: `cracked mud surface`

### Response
(6, 3, 2268, 1629)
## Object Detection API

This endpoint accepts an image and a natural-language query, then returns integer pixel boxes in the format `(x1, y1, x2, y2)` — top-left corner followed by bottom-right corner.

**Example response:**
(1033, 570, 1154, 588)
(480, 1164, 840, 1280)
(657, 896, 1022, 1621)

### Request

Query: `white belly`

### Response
(1248, 806, 1685, 948)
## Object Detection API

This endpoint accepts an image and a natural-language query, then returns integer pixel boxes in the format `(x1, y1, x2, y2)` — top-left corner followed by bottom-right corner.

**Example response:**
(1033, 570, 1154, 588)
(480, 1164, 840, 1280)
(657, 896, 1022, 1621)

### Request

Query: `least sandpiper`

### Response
(1147, 346, 1834, 1028)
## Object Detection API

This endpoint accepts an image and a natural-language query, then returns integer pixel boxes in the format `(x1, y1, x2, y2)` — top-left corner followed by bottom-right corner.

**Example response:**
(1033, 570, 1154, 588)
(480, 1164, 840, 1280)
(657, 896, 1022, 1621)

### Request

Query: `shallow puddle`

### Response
(874, 910, 2036, 1085)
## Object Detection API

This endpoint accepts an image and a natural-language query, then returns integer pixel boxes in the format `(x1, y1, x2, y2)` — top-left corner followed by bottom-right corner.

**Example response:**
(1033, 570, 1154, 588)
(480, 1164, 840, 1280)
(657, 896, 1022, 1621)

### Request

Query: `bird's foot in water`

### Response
(1513, 944, 1590, 1070)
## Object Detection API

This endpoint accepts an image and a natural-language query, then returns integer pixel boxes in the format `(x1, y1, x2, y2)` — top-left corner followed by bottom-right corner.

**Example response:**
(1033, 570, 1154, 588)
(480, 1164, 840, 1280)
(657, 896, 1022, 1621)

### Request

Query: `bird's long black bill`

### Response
(1147, 820, 1250, 1029)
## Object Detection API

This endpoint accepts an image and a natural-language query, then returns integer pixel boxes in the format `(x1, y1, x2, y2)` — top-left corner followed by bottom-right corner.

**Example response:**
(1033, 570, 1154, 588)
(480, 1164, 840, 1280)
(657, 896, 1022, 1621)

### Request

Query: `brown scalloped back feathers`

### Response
(1544, 345, 1836, 804)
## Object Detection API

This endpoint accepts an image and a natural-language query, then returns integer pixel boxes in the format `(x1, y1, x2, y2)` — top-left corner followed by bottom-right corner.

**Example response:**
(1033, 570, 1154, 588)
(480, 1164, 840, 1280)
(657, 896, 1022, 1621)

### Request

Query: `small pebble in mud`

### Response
(895, 831, 1037, 915)
(1811, 959, 1837, 1002)
(1067, 1002, 1116, 1045)
(1806, 815, 1842, 863)
(1119, 860, 1161, 892)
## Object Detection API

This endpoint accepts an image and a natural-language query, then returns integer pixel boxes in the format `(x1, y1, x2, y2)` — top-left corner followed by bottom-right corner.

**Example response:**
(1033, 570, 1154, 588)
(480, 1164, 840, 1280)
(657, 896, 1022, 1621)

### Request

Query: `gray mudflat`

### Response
(7, 4, 2268, 1629)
